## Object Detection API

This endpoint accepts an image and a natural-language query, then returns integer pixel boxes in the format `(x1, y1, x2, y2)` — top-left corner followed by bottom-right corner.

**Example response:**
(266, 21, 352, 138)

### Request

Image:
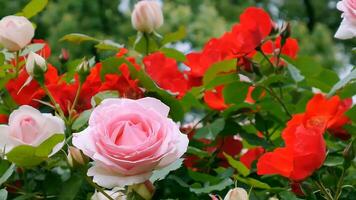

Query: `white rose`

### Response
(0, 16, 35, 51)
(131, 0, 163, 33)
(26, 51, 47, 77)
(335, 0, 356, 39)
(224, 188, 249, 200)
(91, 188, 126, 200)
(0, 105, 65, 156)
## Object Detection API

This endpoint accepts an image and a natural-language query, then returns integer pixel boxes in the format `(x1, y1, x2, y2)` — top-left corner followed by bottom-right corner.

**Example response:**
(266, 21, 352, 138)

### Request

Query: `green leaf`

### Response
(159, 48, 186, 62)
(346, 106, 356, 122)
(60, 33, 99, 44)
(161, 26, 186, 45)
(188, 170, 222, 184)
(203, 59, 237, 87)
(279, 191, 302, 200)
(328, 67, 356, 96)
(324, 155, 344, 167)
(0, 54, 4, 66)
(17, 0, 48, 19)
(224, 153, 250, 177)
(7, 134, 65, 167)
(35, 134, 65, 157)
(234, 176, 271, 189)
(91, 90, 119, 107)
(194, 118, 225, 140)
(189, 179, 233, 194)
(0, 163, 15, 186)
(223, 81, 250, 104)
(0, 189, 7, 200)
(205, 73, 237, 90)
(58, 172, 83, 200)
(95, 40, 123, 51)
(286, 61, 304, 82)
(20, 43, 45, 56)
(72, 109, 93, 131)
(150, 159, 183, 183)
(187, 146, 209, 158)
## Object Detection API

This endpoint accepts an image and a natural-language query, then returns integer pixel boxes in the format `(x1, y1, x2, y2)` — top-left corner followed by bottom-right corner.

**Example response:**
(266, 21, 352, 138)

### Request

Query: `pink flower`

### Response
(73, 97, 188, 188)
(0, 16, 35, 51)
(0, 105, 65, 155)
(335, 0, 356, 39)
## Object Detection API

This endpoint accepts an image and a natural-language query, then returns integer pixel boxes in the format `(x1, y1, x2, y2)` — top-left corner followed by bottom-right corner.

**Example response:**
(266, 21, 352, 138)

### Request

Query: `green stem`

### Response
(68, 82, 83, 126)
(312, 178, 334, 200)
(42, 85, 66, 121)
(15, 51, 20, 76)
(144, 33, 150, 56)
(259, 50, 275, 68)
(259, 85, 292, 118)
(334, 170, 345, 200)
(85, 176, 114, 200)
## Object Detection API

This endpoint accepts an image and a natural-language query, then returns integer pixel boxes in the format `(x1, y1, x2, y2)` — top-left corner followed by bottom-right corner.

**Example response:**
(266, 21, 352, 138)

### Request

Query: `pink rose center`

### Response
(109, 121, 149, 146)
(19, 117, 40, 144)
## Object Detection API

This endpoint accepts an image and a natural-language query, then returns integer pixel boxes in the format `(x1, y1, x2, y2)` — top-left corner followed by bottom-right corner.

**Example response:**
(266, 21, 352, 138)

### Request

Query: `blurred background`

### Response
(0, 0, 354, 72)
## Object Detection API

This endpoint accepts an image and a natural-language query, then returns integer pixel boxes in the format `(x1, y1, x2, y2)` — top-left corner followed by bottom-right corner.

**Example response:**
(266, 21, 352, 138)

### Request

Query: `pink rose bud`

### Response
(0, 105, 65, 156)
(0, 16, 35, 51)
(335, 0, 356, 39)
(67, 146, 88, 167)
(131, 0, 164, 33)
(224, 188, 248, 200)
(73, 97, 188, 188)
(26, 51, 47, 77)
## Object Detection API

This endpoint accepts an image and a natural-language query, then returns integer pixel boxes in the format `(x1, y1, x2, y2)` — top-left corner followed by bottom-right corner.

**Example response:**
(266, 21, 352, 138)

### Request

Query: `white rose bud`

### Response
(0, 16, 35, 51)
(224, 188, 248, 200)
(26, 51, 47, 77)
(91, 188, 126, 200)
(131, 0, 163, 33)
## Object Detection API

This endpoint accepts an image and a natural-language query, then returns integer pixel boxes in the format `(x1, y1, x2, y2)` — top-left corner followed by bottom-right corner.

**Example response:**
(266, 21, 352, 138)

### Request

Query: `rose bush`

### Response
(0, 0, 354, 200)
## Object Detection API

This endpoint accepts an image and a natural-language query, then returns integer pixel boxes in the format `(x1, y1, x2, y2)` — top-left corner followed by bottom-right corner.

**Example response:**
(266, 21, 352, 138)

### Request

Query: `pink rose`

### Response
(73, 97, 188, 187)
(0, 105, 65, 155)
(335, 0, 356, 39)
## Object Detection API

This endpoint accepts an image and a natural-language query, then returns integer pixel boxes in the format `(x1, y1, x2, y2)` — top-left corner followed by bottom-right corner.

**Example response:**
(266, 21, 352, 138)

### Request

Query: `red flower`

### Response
(48, 50, 143, 114)
(143, 52, 189, 98)
(240, 147, 265, 169)
(204, 85, 262, 110)
(217, 135, 243, 159)
(291, 182, 305, 196)
(0, 114, 8, 124)
(304, 94, 352, 139)
(204, 86, 229, 110)
(184, 7, 273, 86)
(257, 114, 326, 181)
(261, 36, 299, 66)
(6, 64, 59, 108)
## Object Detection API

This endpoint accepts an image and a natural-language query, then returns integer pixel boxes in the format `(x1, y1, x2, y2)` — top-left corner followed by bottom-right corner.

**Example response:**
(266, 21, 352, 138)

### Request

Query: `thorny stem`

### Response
(334, 170, 345, 200)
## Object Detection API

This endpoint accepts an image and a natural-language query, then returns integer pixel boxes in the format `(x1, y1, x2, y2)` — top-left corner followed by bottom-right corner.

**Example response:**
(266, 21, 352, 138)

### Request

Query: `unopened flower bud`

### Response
(25, 52, 47, 85)
(67, 146, 88, 167)
(224, 188, 248, 200)
(129, 181, 155, 200)
(76, 59, 90, 83)
(131, 0, 163, 33)
(59, 48, 69, 63)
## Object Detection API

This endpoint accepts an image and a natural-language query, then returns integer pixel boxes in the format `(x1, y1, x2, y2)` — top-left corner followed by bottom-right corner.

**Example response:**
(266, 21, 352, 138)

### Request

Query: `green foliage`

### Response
(17, 0, 48, 19)
(6, 134, 64, 167)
